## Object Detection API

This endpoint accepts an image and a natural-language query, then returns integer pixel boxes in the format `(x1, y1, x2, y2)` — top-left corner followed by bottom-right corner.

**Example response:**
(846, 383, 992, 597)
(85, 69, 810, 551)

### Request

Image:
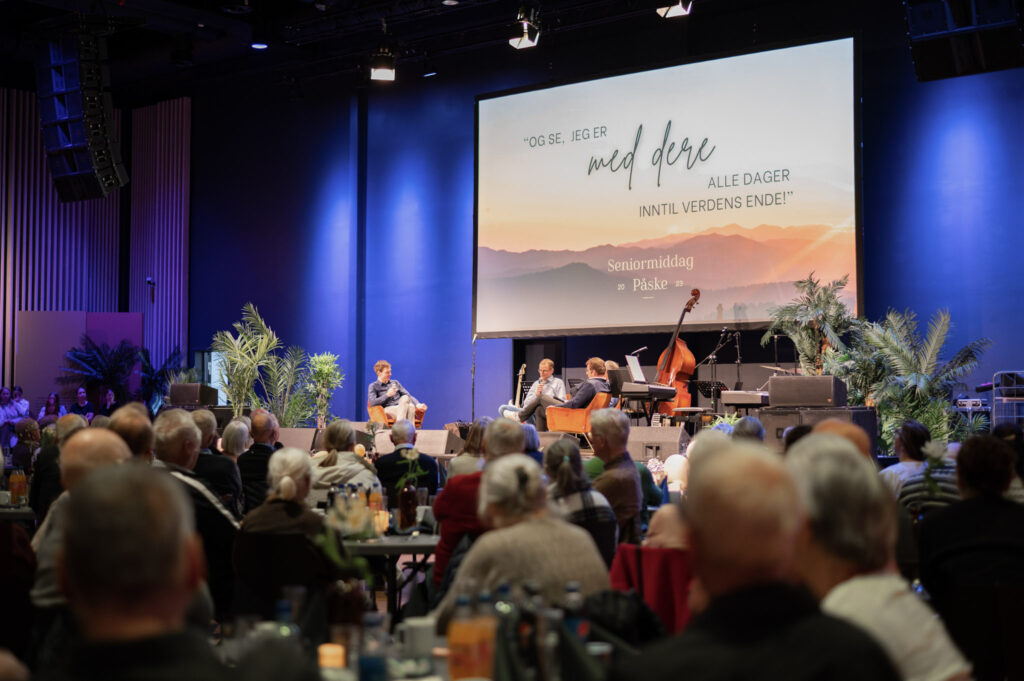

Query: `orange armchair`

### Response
(545, 391, 612, 437)
(367, 401, 426, 429)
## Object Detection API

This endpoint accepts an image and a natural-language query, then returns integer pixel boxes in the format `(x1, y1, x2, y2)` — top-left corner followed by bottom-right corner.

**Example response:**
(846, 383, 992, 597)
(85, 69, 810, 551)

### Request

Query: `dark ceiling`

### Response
(0, 0, 886, 106)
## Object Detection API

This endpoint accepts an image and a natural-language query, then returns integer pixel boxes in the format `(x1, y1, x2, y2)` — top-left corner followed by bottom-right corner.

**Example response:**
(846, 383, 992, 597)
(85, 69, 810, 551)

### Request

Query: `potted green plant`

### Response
(308, 352, 345, 429)
(211, 303, 281, 417)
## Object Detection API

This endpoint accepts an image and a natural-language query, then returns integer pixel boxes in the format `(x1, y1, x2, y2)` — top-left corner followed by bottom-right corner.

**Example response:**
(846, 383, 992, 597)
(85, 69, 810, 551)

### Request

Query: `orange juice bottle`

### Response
(9, 468, 27, 506)
(473, 591, 498, 679)
(447, 594, 478, 680)
(368, 482, 384, 512)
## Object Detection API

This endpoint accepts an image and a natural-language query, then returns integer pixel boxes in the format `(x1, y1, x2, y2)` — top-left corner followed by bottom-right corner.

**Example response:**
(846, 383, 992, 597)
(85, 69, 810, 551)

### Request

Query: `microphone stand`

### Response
(695, 331, 734, 414)
(471, 334, 477, 421)
(734, 331, 743, 391)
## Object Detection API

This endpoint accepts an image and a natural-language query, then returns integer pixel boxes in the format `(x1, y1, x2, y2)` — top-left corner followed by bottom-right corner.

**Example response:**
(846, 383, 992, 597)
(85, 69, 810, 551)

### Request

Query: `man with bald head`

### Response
(374, 419, 440, 510)
(624, 443, 899, 681)
(431, 417, 526, 592)
(238, 408, 279, 513)
(29, 428, 131, 664)
(153, 408, 239, 619)
(29, 414, 87, 524)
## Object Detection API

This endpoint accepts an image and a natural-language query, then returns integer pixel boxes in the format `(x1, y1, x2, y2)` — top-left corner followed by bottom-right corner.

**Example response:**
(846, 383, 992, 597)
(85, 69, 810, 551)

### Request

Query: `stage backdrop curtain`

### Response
(0, 88, 121, 385)
(128, 98, 191, 370)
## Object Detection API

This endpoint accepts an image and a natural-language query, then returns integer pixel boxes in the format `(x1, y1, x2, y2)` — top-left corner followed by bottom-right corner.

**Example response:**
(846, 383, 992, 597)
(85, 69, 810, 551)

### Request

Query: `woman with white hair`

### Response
(240, 447, 323, 539)
(431, 454, 610, 630)
(308, 419, 381, 508)
(220, 419, 253, 462)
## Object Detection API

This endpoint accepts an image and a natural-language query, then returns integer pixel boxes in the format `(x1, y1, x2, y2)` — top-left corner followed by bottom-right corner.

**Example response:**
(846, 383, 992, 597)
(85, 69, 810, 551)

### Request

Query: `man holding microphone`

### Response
(501, 358, 566, 431)
(368, 360, 427, 423)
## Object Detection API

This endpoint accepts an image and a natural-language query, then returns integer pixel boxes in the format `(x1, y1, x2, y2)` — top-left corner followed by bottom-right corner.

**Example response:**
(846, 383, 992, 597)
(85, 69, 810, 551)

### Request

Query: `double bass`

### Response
(656, 289, 700, 417)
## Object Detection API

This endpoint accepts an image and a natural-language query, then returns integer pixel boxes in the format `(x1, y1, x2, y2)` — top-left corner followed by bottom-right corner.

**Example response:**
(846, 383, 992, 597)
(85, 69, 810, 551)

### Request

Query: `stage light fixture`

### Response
(509, 7, 540, 49)
(656, 1, 693, 18)
(441, 0, 459, 5)
(370, 46, 396, 81)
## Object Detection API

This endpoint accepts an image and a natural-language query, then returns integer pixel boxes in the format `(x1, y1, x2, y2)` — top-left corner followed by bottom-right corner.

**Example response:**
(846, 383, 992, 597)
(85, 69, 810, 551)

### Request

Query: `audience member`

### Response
(644, 503, 687, 550)
(11, 385, 30, 418)
(919, 435, 1024, 612)
(374, 419, 439, 509)
(584, 450, 662, 523)
(432, 418, 524, 589)
(992, 422, 1024, 503)
(97, 388, 119, 418)
(521, 423, 543, 466)
(782, 424, 814, 452)
(432, 454, 609, 631)
(219, 419, 252, 461)
(11, 418, 40, 472)
(786, 434, 970, 681)
(42, 464, 226, 681)
(811, 418, 872, 458)
(0, 386, 19, 450)
(0, 517, 35, 662)
(29, 429, 132, 669)
(590, 408, 642, 543)
(37, 392, 67, 427)
(67, 387, 95, 423)
(543, 437, 618, 565)
(29, 414, 86, 525)
(732, 415, 765, 442)
(241, 448, 328, 540)
(879, 419, 930, 496)
(622, 443, 899, 681)
(446, 416, 491, 478)
(87, 415, 110, 429)
(108, 404, 155, 462)
(188, 409, 244, 518)
(898, 439, 961, 516)
(238, 409, 279, 514)
(153, 408, 240, 620)
(309, 419, 381, 508)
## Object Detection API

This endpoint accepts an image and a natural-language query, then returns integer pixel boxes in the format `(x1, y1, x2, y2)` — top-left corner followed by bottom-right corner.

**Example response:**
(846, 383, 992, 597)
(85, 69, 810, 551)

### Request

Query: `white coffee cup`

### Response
(0, 491, 10, 505)
(394, 615, 436, 659)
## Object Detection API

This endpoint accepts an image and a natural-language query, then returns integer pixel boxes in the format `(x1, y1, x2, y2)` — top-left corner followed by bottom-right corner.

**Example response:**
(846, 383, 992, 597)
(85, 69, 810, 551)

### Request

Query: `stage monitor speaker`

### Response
(168, 383, 219, 406)
(445, 421, 472, 440)
(768, 375, 847, 408)
(904, 0, 1024, 80)
(35, 32, 128, 201)
(211, 405, 245, 432)
(757, 407, 878, 457)
(627, 425, 685, 462)
(415, 430, 465, 457)
(278, 427, 317, 452)
(538, 431, 574, 450)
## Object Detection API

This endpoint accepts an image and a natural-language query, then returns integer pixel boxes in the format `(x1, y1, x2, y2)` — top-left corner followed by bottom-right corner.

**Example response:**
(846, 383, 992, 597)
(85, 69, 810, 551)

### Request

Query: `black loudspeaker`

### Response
(627, 426, 686, 462)
(757, 407, 878, 457)
(768, 375, 847, 408)
(904, 0, 1024, 81)
(278, 427, 317, 452)
(35, 32, 128, 201)
(415, 430, 465, 457)
(168, 383, 219, 406)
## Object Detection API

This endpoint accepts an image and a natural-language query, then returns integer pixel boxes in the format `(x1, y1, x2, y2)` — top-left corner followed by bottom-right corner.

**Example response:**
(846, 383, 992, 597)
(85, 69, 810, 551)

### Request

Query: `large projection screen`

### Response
(475, 37, 858, 338)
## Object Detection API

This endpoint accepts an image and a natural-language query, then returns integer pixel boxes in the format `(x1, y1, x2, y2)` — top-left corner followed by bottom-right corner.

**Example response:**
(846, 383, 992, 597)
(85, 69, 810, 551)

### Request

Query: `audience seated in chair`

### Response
(786, 434, 971, 681)
(446, 416, 491, 479)
(309, 419, 381, 509)
(589, 409, 643, 544)
(431, 454, 609, 632)
(374, 420, 439, 510)
(108, 403, 155, 463)
(613, 442, 900, 681)
(238, 409, 280, 514)
(544, 437, 619, 567)
(918, 435, 1024, 681)
(432, 418, 523, 592)
(153, 408, 240, 622)
(190, 408, 244, 519)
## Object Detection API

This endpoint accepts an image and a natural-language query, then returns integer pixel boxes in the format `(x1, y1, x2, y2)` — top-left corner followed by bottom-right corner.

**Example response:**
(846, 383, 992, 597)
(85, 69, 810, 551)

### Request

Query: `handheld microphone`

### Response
(629, 346, 647, 356)
(472, 333, 478, 344)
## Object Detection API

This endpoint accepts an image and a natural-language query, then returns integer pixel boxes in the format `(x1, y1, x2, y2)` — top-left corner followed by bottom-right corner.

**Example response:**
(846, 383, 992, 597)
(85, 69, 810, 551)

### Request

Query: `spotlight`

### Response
(509, 6, 540, 49)
(441, 0, 459, 5)
(250, 24, 269, 50)
(370, 46, 396, 81)
(656, 1, 693, 18)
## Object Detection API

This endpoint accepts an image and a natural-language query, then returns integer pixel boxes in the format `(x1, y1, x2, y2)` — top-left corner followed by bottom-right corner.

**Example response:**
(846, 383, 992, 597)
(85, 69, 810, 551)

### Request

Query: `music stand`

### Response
(693, 380, 728, 414)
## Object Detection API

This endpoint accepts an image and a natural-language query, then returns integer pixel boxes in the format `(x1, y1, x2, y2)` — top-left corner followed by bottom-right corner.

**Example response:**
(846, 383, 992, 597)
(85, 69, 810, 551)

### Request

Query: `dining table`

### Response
(344, 533, 440, 623)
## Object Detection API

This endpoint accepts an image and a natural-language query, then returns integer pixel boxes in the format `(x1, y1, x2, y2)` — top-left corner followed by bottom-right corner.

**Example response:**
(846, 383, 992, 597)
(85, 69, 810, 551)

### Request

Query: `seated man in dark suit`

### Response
(375, 419, 439, 509)
(519, 357, 610, 431)
(238, 409, 279, 513)
(614, 442, 899, 681)
(191, 408, 243, 518)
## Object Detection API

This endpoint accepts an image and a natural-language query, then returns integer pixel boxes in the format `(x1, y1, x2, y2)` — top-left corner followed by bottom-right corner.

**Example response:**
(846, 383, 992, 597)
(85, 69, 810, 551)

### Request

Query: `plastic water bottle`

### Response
(563, 582, 589, 642)
(358, 612, 388, 681)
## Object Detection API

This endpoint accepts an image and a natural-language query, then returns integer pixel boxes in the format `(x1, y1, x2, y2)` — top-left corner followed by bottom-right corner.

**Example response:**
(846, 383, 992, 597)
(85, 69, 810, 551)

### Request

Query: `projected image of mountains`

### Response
(475, 224, 857, 333)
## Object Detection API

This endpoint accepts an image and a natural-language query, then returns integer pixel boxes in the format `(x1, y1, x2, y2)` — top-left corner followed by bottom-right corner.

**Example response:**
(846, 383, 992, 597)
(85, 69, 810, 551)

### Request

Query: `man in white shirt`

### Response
(786, 434, 971, 681)
(499, 358, 566, 431)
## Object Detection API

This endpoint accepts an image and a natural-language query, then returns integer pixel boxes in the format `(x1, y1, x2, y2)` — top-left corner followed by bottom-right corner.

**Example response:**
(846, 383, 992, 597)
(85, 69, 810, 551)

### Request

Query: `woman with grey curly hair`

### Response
(431, 454, 609, 631)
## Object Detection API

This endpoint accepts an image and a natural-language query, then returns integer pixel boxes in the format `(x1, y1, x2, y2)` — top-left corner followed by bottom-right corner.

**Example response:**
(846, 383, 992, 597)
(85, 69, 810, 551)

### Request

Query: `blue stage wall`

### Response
(190, 18, 1024, 424)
